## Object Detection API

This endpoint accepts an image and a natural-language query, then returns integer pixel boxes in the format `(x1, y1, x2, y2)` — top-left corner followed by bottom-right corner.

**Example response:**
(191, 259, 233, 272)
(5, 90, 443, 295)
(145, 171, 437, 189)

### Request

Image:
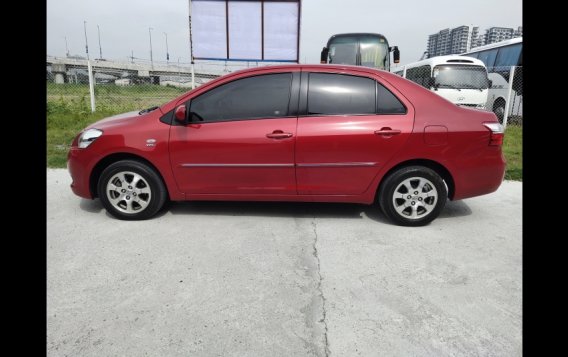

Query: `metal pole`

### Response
(502, 66, 516, 128)
(87, 60, 96, 112)
(131, 50, 134, 64)
(83, 21, 89, 60)
(97, 25, 103, 60)
(64, 36, 69, 57)
(188, 0, 195, 89)
(149, 27, 154, 68)
(164, 32, 169, 64)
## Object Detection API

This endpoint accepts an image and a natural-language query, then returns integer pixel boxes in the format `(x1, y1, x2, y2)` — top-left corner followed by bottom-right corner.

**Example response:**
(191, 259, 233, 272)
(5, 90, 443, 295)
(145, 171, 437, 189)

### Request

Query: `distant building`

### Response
(427, 25, 478, 58)
(484, 27, 515, 45)
(427, 28, 450, 58)
(448, 25, 479, 55)
(426, 25, 522, 58)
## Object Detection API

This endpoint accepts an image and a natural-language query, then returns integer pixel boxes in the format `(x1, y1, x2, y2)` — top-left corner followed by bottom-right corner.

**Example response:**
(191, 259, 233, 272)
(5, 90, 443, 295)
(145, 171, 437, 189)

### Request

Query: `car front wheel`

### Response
(97, 160, 167, 220)
(378, 166, 447, 226)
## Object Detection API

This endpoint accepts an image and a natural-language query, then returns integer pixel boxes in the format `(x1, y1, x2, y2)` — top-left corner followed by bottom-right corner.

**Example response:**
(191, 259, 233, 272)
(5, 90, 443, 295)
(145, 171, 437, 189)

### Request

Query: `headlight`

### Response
(78, 129, 103, 149)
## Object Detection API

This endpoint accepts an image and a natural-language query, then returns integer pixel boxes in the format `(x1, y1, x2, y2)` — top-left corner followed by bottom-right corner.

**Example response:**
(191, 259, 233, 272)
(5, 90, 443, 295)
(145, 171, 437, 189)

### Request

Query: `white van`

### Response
(391, 55, 490, 109)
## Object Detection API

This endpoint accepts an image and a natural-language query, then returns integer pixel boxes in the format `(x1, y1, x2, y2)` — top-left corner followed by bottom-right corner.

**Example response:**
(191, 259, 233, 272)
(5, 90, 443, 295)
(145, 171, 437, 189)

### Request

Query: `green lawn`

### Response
(46, 83, 522, 181)
(502, 124, 522, 181)
(47, 83, 185, 167)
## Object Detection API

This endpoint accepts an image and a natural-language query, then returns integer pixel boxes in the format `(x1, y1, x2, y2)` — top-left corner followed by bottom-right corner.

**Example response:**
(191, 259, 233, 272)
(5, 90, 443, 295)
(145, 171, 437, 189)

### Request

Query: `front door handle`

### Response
(266, 130, 293, 139)
(374, 127, 401, 136)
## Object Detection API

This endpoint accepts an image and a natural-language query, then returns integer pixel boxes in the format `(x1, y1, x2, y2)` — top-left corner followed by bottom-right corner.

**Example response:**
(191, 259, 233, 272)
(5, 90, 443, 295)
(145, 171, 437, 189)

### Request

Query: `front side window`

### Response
(190, 73, 292, 122)
(307, 73, 376, 115)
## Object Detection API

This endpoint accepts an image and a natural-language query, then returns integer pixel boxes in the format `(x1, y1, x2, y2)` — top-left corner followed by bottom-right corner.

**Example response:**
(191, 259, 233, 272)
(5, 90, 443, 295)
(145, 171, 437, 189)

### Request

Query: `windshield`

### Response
(359, 36, 389, 70)
(433, 65, 489, 89)
(328, 37, 358, 66)
(327, 35, 390, 70)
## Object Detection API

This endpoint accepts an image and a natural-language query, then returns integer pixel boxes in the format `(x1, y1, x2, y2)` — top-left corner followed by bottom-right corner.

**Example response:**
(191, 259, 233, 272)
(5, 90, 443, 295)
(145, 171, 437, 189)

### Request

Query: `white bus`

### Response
(462, 37, 522, 123)
(391, 55, 490, 109)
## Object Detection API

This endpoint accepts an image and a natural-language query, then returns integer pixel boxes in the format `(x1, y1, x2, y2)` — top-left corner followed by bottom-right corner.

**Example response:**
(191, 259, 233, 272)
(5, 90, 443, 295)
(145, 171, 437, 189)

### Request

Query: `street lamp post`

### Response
(188, 0, 195, 89)
(83, 20, 89, 60)
(149, 27, 154, 68)
(64, 36, 69, 57)
(178, 57, 181, 82)
(164, 32, 169, 64)
(97, 25, 103, 60)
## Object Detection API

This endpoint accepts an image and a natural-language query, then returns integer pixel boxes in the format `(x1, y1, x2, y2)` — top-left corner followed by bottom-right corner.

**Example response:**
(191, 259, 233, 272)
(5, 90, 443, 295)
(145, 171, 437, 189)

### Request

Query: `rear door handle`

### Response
(374, 128, 401, 136)
(266, 130, 293, 139)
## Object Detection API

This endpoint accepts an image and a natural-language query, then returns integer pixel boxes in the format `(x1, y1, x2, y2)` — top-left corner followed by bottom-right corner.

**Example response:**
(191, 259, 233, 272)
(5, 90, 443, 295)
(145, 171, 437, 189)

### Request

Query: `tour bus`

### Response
(391, 55, 490, 109)
(320, 33, 400, 71)
(462, 37, 522, 122)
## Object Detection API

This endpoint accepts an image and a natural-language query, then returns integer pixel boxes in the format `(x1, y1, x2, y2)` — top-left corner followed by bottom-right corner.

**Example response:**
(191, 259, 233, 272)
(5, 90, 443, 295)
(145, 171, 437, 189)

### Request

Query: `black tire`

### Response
(378, 166, 447, 226)
(97, 160, 167, 220)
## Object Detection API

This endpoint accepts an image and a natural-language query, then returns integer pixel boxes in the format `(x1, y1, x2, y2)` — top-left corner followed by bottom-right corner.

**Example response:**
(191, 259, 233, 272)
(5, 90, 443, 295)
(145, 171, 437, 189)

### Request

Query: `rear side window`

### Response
(405, 65, 431, 88)
(190, 73, 292, 122)
(377, 83, 406, 114)
(307, 73, 375, 115)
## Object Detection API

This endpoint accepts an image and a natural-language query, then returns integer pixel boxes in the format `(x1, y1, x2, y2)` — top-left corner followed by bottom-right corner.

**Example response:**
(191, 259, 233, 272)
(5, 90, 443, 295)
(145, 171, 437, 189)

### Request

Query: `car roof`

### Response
(226, 63, 398, 80)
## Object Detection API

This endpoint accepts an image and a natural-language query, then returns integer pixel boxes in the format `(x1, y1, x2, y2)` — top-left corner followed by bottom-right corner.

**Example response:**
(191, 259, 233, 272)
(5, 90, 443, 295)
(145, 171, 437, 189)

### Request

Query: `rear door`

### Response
(295, 71, 414, 195)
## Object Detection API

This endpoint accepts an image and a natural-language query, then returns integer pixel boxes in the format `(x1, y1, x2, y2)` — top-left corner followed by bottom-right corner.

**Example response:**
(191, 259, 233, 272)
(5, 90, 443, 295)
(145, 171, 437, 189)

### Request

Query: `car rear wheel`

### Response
(97, 160, 167, 220)
(378, 166, 447, 226)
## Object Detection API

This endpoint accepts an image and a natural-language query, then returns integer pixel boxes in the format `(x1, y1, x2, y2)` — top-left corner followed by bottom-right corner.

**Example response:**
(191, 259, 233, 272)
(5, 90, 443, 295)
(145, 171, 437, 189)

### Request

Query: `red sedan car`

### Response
(68, 64, 505, 226)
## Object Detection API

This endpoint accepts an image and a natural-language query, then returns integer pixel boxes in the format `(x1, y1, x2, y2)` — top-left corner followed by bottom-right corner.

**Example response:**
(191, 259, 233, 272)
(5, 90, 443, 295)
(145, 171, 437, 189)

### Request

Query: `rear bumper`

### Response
(452, 150, 506, 200)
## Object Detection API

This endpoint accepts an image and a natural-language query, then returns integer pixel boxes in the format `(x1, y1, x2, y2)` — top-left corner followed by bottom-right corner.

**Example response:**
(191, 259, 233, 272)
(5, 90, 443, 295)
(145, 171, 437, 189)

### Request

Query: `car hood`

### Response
(86, 108, 163, 131)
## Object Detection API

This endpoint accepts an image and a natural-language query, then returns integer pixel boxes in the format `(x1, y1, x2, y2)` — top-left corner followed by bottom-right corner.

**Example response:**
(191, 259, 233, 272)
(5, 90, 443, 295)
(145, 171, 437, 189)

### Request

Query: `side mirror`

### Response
(428, 77, 436, 89)
(320, 47, 329, 64)
(174, 104, 187, 124)
(392, 46, 400, 64)
(488, 79, 493, 88)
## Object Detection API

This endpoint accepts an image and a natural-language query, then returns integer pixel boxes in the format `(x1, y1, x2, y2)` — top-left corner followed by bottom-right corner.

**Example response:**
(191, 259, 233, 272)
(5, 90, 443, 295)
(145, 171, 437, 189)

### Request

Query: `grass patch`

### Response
(503, 124, 522, 181)
(47, 83, 186, 167)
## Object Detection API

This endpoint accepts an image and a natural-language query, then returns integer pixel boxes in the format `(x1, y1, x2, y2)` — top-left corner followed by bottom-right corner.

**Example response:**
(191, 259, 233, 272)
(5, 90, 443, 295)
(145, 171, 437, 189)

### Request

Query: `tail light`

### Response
(483, 123, 505, 146)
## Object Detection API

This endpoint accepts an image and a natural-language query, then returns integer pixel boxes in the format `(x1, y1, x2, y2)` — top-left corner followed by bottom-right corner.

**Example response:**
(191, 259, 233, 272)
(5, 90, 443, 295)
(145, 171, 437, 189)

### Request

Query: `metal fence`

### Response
(489, 65, 522, 126)
(46, 57, 282, 114)
(47, 58, 522, 126)
(391, 64, 522, 126)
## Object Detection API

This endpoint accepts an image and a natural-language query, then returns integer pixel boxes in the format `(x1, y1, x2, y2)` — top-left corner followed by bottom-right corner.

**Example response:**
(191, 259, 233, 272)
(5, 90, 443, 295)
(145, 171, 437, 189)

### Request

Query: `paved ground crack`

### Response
(312, 218, 330, 357)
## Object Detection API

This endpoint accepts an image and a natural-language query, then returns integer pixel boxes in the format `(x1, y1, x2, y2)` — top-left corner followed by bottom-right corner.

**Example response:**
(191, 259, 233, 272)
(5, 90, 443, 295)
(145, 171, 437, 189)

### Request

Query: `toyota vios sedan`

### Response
(68, 64, 505, 226)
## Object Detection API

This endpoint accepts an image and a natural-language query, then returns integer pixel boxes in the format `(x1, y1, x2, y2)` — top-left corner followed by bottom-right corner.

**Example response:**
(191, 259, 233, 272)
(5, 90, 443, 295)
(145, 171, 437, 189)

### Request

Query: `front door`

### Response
(169, 72, 299, 195)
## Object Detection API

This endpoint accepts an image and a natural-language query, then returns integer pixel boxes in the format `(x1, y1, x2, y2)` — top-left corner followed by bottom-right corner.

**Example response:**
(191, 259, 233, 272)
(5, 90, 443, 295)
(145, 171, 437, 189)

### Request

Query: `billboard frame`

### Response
(189, 0, 301, 63)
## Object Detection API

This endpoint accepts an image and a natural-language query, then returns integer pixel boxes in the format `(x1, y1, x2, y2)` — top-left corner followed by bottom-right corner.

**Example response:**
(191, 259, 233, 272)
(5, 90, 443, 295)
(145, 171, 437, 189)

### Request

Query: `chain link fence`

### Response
(46, 57, 289, 115)
(47, 57, 522, 126)
(391, 63, 522, 126)
(487, 65, 522, 126)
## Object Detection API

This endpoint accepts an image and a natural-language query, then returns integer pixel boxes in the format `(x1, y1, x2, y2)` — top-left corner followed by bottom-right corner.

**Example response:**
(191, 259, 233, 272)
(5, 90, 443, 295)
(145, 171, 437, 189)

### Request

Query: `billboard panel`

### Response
(191, 0, 300, 62)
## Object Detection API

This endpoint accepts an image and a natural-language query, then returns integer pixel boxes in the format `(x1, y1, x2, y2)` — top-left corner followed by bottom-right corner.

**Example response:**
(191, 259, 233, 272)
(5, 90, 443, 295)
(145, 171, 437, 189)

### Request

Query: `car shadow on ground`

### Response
(80, 198, 472, 224)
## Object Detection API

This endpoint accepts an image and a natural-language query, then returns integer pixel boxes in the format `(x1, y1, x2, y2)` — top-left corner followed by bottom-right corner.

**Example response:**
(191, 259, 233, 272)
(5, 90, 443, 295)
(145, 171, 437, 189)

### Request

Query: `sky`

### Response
(47, 0, 522, 67)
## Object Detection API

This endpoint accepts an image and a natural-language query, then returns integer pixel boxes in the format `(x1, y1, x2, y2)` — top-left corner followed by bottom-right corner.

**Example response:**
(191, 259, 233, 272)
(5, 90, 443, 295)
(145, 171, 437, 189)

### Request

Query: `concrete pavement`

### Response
(47, 168, 522, 356)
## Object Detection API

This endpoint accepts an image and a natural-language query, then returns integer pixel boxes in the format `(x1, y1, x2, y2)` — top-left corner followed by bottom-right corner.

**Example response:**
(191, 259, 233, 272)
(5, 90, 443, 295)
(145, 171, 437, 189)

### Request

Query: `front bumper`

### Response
(67, 147, 96, 199)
